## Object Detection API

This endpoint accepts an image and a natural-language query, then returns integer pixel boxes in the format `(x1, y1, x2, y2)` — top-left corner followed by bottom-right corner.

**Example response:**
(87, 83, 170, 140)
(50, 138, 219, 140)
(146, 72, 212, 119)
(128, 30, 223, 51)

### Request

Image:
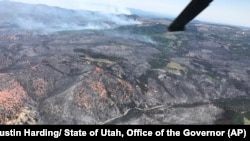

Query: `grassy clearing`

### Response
(165, 61, 188, 75)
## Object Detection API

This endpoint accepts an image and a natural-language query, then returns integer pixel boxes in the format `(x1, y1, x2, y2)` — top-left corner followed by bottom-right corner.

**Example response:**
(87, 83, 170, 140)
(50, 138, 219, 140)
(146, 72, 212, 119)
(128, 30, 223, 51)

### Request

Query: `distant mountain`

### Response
(129, 8, 174, 19)
(0, 1, 139, 32)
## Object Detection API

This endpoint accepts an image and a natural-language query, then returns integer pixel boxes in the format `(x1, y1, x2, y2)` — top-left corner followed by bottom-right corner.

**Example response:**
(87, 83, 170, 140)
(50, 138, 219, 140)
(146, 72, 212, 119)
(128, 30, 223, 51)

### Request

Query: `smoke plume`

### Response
(0, 1, 140, 33)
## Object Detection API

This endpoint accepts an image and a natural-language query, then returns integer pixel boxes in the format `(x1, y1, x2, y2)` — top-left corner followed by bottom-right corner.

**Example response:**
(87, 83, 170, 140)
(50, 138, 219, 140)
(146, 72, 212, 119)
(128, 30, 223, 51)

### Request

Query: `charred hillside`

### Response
(0, 1, 250, 124)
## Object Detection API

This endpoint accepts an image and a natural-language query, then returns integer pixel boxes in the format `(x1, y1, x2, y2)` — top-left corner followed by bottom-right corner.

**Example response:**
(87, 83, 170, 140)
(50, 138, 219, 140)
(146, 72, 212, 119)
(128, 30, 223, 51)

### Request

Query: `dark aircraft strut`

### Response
(168, 0, 213, 32)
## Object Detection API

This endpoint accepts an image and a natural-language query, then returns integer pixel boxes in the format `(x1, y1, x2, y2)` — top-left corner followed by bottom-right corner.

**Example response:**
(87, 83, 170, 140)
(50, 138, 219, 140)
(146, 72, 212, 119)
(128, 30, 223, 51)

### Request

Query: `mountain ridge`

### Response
(0, 1, 140, 33)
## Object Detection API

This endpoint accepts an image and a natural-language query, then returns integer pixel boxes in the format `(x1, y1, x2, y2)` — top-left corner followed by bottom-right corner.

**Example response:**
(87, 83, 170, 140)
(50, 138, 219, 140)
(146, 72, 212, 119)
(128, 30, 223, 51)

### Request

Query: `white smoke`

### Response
(0, 0, 140, 33)
(78, 3, 131, 15)
(10, 0, 132, 15)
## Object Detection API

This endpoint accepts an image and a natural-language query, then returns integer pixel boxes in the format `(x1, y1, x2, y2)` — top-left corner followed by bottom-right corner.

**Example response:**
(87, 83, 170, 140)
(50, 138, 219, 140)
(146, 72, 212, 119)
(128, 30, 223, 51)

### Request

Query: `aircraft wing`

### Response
(168, 0, 213, 32)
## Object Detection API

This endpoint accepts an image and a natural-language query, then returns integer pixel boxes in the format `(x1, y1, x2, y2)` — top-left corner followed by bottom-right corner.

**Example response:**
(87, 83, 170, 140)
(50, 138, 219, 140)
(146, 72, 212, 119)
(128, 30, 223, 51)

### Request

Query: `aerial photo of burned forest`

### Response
(0, 1, 250, 125)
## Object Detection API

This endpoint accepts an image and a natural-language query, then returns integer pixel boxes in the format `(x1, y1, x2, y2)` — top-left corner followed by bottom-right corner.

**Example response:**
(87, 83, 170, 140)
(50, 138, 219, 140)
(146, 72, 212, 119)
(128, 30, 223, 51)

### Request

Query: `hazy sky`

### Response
(10, 0, 250, 27)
